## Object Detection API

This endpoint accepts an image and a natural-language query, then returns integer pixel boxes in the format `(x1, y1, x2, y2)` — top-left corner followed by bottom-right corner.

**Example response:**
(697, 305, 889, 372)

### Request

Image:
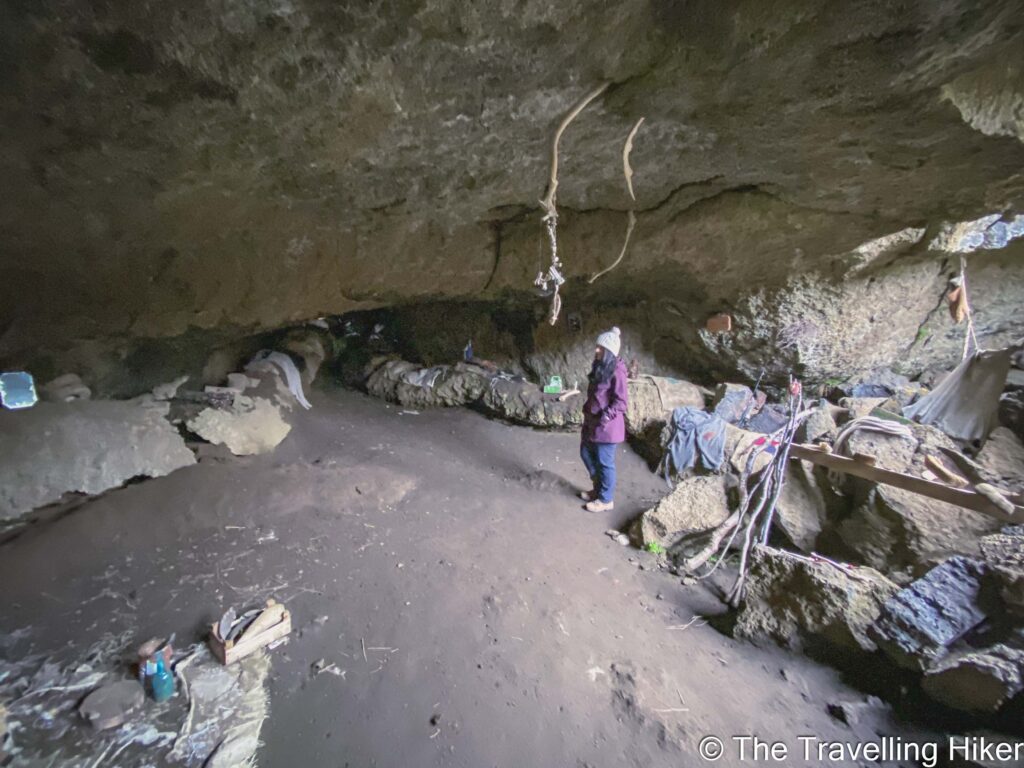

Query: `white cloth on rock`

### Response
(246, 350, 312, 410)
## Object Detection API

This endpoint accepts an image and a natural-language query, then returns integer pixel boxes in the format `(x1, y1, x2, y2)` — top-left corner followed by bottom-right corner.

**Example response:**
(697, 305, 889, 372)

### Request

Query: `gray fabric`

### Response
(404, 366, 447, 389)
(661, 406, 727, 485)
(833, 415, 915, 457)
(829, 415, 916, 488)
(247, 350, 312, 410)
(903, 347, 1015, 444)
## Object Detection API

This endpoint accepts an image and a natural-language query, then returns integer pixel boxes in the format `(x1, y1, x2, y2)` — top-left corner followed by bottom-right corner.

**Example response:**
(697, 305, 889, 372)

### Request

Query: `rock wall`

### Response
(1, 0, 1023, 384)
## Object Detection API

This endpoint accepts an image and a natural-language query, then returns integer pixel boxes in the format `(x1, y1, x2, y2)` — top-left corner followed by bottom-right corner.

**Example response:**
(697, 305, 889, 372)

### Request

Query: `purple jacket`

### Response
(582, 359, 629, 444)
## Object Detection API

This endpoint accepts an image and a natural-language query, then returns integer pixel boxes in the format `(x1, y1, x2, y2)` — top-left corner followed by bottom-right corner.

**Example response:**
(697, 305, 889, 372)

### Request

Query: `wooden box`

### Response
(209, 608, 291, 666)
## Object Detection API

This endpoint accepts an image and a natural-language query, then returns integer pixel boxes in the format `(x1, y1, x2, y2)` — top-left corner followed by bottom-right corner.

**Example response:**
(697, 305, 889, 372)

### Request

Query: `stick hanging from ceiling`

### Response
(622, 116, 644, 202)
(589, 117, 644, 284)
(534, 82, 610, 325)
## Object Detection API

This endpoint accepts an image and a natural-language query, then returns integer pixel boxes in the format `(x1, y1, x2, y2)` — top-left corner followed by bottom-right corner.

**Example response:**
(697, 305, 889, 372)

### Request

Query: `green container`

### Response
(543, 375, 563, 394)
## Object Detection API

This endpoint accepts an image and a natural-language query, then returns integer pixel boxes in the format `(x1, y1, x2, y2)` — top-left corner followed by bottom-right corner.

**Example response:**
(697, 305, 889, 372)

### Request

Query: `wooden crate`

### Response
(209, 609, 291, 665)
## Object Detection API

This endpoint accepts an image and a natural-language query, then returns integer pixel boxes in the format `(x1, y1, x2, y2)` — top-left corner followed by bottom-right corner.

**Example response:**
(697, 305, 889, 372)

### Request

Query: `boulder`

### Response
(724, 423, 775, 475)
(839, 484, 1001, 582)
(734, 545, 899, 653)
(638, 475, 730, 549)
(625, 376, 705, 465)
(980, 528, 1024, 613)
(869, 557, 993, 671)
(976, 427, 1024, 495)
(367, 360, 489, 409)
(712, 383, 755, 424)
(186, 396, 291, 456)
(746, 403, 790, 434)
(39, 373, 91, 403)
(625, 376, 704, 436)
(774, 460, 827, 551)
(480, 378, 583, 430)
(836, 428, 1001, 580)
(0, 399, 196, 521)
(922, 638, 1024, 713)
(838, 396, 887, 421)
(833, 368, 922, 407)
(799, 399, 839, 444)
(999, 391, 1024, 443)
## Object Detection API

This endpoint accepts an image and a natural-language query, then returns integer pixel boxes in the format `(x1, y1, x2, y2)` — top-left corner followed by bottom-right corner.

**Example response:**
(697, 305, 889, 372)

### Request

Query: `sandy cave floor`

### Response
(0, 386, 933, 767)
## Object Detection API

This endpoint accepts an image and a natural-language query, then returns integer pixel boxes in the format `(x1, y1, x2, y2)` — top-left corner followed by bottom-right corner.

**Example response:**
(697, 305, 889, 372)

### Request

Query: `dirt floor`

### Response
(0, 385, 934, 767)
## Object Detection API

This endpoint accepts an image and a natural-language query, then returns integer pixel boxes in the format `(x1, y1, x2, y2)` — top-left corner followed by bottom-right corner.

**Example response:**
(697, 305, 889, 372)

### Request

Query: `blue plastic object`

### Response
(151, 656, 175, 702)
(0, 371, 38, 410)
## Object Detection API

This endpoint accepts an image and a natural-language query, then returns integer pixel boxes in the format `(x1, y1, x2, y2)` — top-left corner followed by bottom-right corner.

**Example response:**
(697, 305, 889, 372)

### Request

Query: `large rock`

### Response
(799, 399, 839, 444)
(712, 383, 756, 424)
(625, 376, 706, 463)
(922, 638, 1024, 713)
(366, 360, 490, 409)
(0, 399, 196, 521)
(480, 378, 583, 430)
(836, 428, 1001, 580)
(838, 396, 888, 421)
(724, 423, 776, 475)
(1001, 391, 1024, 443)
(625, 376, 704, 435)
(638, 475, 730, 549)
(186, 396, 291, 456)
(734, 545, 899, 653)
(976, 426, 1024, 495)
(980, 528, 1024, 613)
(869, 557, 993, 671)
(774, 460, 828, 552)
(832, 368, 922, 406)
(39, 373, 91, 403)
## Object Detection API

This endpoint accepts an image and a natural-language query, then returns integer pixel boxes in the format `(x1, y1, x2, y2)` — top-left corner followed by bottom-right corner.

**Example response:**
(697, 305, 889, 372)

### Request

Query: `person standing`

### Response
(579, 327, 628, 512)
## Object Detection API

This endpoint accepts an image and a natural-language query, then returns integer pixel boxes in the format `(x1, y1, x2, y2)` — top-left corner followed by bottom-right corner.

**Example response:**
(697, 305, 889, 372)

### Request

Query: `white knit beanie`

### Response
(596, 326, 621, 357)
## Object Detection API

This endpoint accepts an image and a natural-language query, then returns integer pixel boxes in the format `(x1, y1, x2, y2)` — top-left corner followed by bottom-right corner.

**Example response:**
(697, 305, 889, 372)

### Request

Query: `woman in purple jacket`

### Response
(579, 327, 629, 512)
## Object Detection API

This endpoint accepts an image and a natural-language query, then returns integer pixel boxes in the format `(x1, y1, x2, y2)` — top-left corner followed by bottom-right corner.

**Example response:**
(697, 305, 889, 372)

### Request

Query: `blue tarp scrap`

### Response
(0, 371, 38, 410)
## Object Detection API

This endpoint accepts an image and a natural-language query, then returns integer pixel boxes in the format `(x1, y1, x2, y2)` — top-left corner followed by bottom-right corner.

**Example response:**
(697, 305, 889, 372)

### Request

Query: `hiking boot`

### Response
(585, 499, 614, 513)
(579, 489, 598, 501)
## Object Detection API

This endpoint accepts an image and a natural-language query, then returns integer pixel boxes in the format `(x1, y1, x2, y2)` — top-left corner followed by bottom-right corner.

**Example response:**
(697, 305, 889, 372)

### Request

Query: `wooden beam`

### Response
(789, 444, 1021, 523)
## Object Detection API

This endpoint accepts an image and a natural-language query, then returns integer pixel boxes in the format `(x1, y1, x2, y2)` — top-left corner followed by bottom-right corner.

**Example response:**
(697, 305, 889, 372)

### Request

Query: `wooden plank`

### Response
(789, 444, 1020, 523)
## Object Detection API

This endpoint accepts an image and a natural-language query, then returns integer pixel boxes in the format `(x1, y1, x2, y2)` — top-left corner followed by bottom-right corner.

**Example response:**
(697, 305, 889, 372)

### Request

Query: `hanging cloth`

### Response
(903, 346, 1015, 445)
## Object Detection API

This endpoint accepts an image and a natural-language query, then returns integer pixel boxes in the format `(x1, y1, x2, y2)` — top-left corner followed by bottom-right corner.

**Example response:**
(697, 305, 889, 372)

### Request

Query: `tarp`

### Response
(903, 347, 1015, 445)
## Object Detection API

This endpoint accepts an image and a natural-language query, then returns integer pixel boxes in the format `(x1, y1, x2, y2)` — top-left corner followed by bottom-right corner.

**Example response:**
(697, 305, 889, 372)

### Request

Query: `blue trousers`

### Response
(580, 441, 618, 503)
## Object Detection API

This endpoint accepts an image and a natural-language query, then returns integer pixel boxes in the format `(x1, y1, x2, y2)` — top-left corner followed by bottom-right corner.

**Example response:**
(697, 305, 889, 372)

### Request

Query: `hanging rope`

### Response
(534, 82, 609, 325)
(959, 255, 979, 360)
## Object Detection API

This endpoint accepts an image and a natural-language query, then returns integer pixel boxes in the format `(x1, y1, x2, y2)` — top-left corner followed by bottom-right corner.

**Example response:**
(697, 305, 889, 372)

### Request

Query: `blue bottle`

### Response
(151, 656, 175, 702)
